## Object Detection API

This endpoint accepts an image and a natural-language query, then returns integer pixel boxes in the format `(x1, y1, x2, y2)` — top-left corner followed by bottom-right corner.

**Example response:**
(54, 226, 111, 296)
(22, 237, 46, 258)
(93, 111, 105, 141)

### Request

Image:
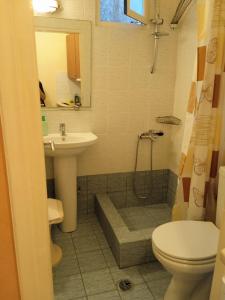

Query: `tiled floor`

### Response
(52, 212, 171, 300)
(118, 204, 171, 231)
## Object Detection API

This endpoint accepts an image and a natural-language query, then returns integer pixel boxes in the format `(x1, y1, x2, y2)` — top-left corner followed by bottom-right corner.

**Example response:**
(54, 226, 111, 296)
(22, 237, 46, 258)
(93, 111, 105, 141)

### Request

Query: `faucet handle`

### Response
(44, 140, 55, 151)
(59, 123, 65, 129)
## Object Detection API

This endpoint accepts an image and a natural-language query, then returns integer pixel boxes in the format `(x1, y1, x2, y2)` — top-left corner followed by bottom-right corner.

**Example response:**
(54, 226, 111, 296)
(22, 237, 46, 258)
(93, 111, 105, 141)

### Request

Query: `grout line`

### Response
(92, 222, 123, 300)
(139, 270, 156, 300)
(71, 234, 89, 298)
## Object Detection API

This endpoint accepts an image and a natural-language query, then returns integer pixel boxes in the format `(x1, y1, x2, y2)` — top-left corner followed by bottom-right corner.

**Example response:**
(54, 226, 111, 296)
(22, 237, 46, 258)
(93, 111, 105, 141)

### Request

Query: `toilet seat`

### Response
(48, 198, 64, 225)
(152, 221, 219, 263)
(152, 242, 216, 265)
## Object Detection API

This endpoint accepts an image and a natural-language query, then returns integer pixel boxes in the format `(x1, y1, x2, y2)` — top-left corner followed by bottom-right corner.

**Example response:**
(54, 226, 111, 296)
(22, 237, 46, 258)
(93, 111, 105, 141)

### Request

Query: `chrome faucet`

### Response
(44, 140, 55, 151)
(59, 123, 66, 136)
(139, 130, 164, 141)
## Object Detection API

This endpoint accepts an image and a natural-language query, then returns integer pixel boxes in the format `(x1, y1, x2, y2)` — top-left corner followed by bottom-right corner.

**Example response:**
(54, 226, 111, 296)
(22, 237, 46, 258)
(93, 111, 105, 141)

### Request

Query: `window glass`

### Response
(130, 0, 144, 16)
(100, 0, 136, 23)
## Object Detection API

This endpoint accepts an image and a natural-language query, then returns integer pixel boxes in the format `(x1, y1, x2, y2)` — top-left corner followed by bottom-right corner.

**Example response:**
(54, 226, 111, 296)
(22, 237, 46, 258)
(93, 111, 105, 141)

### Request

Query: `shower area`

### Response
(95, 129, 175, 268)
(95, 0, 193, 268)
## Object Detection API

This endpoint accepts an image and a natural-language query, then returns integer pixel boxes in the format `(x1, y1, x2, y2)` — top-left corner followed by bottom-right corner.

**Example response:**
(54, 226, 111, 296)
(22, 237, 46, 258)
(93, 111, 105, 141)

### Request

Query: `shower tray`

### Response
(95, 193, 171, 268)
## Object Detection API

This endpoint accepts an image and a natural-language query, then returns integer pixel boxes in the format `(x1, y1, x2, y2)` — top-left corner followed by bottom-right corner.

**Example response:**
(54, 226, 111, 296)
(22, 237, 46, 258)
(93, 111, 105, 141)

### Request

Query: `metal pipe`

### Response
(171, 0, 192, 27)
(151, 36, 159, 74)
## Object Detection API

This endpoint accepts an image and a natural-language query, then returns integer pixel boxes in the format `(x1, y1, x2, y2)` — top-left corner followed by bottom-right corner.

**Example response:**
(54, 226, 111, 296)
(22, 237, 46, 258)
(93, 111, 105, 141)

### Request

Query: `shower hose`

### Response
(133, 136, 153, 200)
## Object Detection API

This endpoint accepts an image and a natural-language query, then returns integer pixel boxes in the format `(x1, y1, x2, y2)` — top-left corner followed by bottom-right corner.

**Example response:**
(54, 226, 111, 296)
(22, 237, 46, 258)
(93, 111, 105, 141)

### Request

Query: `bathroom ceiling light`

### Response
(32, 0, 59, 13)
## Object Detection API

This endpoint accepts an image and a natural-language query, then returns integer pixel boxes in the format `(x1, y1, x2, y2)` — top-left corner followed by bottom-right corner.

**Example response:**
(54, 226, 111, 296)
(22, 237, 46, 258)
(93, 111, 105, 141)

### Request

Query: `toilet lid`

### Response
(48, 198, 64, 224)
(152, 221, 219, 261)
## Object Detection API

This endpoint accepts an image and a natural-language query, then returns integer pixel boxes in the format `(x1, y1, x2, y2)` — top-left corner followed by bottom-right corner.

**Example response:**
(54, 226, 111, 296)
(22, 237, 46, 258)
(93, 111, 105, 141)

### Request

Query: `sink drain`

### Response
(119, 279, 133, 291)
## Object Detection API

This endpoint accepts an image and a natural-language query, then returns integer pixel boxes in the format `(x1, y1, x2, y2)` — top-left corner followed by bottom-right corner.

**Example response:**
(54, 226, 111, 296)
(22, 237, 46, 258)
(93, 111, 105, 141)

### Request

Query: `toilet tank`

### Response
(216, 166, 225, 228)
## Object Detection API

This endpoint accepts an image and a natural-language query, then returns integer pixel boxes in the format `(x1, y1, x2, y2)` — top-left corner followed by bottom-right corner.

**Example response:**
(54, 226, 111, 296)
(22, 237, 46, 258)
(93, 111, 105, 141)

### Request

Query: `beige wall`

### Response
(169, 1, 197, 175)
(41, 0, 179, 177)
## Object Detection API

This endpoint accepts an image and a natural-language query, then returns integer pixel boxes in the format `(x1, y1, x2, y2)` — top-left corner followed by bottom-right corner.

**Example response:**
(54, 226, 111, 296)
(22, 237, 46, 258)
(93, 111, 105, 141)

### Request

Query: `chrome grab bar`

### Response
(43, 140, 55, 151)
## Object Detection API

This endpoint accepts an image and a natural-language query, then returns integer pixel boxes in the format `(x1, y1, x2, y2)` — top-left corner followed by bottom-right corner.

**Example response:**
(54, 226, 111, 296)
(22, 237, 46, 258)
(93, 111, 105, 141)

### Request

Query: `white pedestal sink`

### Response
(44, 132, 98, 232)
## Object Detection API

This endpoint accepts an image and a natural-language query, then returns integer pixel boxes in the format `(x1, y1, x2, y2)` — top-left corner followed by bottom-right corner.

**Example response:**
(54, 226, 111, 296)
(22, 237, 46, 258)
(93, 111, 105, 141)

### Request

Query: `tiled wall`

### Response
(77, 170, 169, 213)
(47, 169, 169, 211)
(47, 169, 177, 212)
(167, 170, 178, 208)
(40, 0, 179, 178)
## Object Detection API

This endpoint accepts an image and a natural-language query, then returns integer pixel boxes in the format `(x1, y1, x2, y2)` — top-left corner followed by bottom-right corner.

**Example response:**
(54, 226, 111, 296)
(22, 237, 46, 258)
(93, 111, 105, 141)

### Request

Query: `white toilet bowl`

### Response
(152, 220, 219, 300)
(48, 198, 64, 267)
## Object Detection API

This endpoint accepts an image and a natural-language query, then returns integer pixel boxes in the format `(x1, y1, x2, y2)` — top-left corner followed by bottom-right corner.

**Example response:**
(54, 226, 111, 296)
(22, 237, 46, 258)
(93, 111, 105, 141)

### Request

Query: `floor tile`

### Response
(71, 223, 95, 238)
(92, 221, 103, 233)
(118, 283, 154, 300)
(82, 269, 115, 296)
(102, 249, 117, 268)
(54, 274, 86, 300)
(138, 262, 170, 282)
(52, 225, 72, 241)
(73, 235, 101, 253)
(78, 213, 98, 224)
(95, 230, 110, 249)
(147, 277, 171, 299)
(110, 266, 144, 286)
(87, 290, 120, 300)
(77, 250, 107, 273)
(53, 255, 80, 279)
(53, 238, 76, 257)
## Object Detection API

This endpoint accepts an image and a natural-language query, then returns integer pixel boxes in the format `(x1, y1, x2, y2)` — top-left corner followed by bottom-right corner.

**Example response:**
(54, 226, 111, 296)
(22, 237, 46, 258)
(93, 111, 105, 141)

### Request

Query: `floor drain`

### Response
(119, 279, 133, 291)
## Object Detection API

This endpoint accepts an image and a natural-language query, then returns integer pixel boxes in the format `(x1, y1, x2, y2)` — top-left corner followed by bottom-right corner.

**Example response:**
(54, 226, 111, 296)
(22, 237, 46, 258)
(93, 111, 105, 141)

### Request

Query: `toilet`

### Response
(152, 167, 225, 300)
(48, 198, 64, 267)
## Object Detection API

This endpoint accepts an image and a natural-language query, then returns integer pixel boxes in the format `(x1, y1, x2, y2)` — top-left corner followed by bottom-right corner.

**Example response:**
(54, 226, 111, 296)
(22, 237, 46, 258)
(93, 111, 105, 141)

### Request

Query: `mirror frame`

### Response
(34, 16, 92, 110)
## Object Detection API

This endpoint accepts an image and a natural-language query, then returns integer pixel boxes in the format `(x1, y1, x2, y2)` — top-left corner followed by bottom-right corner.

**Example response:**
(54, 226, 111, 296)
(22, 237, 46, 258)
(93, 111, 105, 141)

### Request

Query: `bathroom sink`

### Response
(43, 132, 98, 157)
(43, 132, 98, 233)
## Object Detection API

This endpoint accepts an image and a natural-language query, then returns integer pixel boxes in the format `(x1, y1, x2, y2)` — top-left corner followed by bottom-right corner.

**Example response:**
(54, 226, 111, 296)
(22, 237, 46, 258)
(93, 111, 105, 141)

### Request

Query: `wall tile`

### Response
(87, 175, 107, 194)
(47, 179, 55, 198)
(107, 173, 126, 192)
(41, 0, 179, 178)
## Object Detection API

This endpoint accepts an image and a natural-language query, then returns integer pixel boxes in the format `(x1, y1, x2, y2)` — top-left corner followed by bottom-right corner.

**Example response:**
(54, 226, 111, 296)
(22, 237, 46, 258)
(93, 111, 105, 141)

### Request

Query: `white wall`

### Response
(40, 0, 179, 177)
(169, 2, 197, 175)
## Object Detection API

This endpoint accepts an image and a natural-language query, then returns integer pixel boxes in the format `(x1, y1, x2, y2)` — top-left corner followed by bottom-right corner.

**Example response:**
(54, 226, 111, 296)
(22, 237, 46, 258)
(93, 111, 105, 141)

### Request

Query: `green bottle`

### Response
(41, 114, 48, 136)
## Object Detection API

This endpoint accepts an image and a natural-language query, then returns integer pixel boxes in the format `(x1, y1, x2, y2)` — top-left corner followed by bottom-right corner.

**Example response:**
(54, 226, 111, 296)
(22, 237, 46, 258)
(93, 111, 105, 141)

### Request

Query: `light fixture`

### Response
(32, 0, 59, 13)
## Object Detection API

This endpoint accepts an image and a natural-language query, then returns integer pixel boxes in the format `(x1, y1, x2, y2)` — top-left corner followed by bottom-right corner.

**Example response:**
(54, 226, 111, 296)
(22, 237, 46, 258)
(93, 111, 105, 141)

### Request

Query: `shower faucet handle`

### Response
(139, 130, 164, 140)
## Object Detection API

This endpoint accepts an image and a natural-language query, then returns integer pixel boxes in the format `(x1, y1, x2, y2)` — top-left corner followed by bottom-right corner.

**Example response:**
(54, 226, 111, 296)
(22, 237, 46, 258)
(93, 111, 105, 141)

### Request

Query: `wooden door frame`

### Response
(0, 1, 54, 299)
(0, 119, 21, 300)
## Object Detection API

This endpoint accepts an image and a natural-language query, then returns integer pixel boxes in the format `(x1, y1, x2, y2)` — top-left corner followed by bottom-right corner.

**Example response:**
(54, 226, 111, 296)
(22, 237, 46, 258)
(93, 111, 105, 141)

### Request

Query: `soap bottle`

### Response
(41, 113, 48, 136)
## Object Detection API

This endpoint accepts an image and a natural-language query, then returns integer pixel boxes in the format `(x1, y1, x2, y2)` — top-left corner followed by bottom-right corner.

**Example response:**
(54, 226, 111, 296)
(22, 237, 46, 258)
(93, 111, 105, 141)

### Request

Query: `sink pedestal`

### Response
(44, 132, 98, 233)
(54, 156, 77, 232)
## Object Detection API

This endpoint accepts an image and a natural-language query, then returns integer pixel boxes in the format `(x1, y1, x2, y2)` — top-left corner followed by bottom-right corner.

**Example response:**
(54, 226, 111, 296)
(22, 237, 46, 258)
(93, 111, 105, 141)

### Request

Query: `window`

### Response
(125, 0, 150, 24)
(99, 0, 150, 24)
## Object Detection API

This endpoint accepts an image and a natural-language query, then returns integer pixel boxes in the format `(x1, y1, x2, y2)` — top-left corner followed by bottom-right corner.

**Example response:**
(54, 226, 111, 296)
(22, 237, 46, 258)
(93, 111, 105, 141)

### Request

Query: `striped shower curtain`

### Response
(172, 0, 225, 221)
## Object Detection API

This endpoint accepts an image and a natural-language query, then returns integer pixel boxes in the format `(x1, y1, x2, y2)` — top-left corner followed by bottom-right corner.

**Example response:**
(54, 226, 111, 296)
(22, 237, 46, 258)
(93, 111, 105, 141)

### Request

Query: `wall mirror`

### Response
(34, 17, 92, 109)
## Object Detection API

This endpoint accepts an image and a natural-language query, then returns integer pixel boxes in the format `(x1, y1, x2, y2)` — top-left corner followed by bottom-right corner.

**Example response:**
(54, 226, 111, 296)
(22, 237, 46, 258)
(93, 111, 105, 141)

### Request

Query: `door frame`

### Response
(0, 1, 53, 299)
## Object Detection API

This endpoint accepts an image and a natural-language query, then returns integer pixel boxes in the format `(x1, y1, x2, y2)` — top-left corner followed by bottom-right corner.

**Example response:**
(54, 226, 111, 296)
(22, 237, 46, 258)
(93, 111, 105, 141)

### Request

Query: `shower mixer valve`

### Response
(139, 130, 164, 141)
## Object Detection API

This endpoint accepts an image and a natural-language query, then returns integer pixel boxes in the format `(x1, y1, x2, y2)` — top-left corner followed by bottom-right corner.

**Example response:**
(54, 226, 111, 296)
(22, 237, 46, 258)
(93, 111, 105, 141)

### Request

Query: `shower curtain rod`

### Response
(170, 0, 192, 28)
